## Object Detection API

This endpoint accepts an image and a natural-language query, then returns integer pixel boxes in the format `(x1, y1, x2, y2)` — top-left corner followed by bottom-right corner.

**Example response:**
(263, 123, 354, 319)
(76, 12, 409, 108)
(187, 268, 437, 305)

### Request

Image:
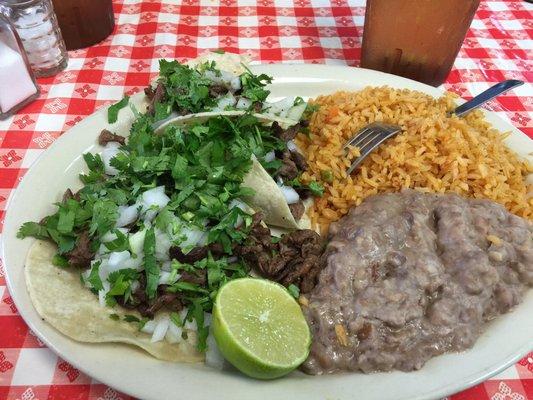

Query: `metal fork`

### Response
(344, 122, 401, 175)
(344, 79, 524, 175)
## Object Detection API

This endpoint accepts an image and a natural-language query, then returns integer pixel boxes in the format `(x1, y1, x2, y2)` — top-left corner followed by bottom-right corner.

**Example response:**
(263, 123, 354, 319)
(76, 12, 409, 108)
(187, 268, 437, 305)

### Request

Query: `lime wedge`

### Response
(212, 278, 311, 379)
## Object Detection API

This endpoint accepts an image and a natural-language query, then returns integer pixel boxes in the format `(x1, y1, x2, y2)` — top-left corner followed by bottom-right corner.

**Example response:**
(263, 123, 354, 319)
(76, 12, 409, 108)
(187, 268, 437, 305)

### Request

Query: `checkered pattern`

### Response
(0, 0, 532, 398)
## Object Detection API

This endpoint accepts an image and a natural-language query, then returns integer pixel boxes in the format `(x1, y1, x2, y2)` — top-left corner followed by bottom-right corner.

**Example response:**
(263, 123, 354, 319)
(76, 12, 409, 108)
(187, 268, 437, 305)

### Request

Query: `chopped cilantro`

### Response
(17, 222, 49, 240)
(143, 227, 159, 299)
(87, 262, 104, 291)
(308, 181, 325, 197)
(287, 284, 300, 299)
(124, 314, 141, 323)
(170, 312, 182, 327)
(108, 96, 130, 124)
(52, 254, 70, 268)
(109, 313, 120, 321)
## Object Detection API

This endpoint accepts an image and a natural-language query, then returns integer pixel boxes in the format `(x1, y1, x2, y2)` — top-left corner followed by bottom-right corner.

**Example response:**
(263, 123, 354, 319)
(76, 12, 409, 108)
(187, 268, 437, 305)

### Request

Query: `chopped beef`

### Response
(290, 150, 308, 171)
(139, 292, 183, 319)
(119, 277, 183, 318)
(146, 82, 166, 116)
(98, 129, 126, 145)
(253, 102, 263, 113)
(144, 85, 155, 100)
(62, 189, 81, 203)
(209, 84, 228, 97)
(271, 121, 305, 142)
(180, 269, 207, 286)
(237, 213, 325, 293)
(289, 201, 305, 221)
(66, 231, 94, 268)
(295, 187, 312, 201)
(277, 151, 299, 180)
(168, 242, 226, 264)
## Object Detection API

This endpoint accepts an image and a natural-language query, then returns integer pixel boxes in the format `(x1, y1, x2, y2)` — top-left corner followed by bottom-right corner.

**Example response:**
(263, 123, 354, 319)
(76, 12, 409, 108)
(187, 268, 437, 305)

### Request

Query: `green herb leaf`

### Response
(109, 313, 120, 321)
(87, 261, 104, 291)
(108, 96, 130, 124)
(143, 227, 159, 299)
(287, 284, 300, 299)
(124, 314, 141, 323)
(17, 222, 49, 240)
(308, 181, 325, 197)
(52, 254, 70, 268)
(170, 312, 182, 327)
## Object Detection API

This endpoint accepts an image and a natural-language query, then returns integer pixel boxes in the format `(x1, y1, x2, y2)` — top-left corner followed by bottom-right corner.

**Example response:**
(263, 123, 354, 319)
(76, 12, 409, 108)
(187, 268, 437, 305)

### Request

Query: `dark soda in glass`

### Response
(361, 0, 480, 86)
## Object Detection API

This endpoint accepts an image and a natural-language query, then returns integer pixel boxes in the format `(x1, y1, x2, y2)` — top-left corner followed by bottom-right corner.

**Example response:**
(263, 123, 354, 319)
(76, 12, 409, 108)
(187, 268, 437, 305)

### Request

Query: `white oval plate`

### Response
(2, 64, 533, 400)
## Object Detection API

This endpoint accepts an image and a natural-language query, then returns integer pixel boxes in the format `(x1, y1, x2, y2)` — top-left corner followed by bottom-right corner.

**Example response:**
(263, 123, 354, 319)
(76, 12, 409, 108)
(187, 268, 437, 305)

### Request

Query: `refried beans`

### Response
(302, 190, 533, 374)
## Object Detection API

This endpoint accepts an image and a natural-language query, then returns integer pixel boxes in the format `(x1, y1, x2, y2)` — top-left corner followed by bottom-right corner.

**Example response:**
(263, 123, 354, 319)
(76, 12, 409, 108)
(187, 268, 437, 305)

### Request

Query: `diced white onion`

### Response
(101, 142, 122, 176)
(263, 150, 275, 162)
(129, 229, 146, 256)
(280, 185, 300, 205)
(264, 97, 294, 118)
(101, 228, 129, 243)
(161, 261, 172, 272)
(220, 70, 236, 84)
(179, 226, 207, 251)
(287, 140, 298, 152)
(151, 314, 170, 343)
(130, 280, 140, 292)
(286, 102, 307, 122)
(205, 333, 225, 370)
(116, 204, 140, 228)
(215, 93, 236, 111)
(229, 198, 249, 228)
(141, 319, 157, 334)
(183, 312, 197, 331)
(98, 281, 111, 308)
(203, 70, 224, 85)
(155, 228, 172, 261)
(236, 97, 252, 110)
(166, 321, 183, 344)
(140, 186, 170, 221)
(158, 271, 180, 285)
(107, 251, 132, 272)
(230, 76, 241, 91)
(204, 312, 212, 326)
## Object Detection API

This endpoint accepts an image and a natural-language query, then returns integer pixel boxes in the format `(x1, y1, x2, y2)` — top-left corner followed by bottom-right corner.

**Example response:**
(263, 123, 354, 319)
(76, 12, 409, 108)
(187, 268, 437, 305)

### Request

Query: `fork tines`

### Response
(345, 122, 401, 175)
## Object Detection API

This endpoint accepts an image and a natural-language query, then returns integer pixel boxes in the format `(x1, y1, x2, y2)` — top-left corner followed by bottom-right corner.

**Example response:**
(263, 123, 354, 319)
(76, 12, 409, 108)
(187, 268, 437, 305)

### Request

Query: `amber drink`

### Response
(361, 0, 480, 86)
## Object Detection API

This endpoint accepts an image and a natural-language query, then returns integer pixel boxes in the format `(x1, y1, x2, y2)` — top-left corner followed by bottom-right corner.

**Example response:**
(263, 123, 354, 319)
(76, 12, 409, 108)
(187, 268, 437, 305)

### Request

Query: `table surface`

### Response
(0, 0, 532, 399)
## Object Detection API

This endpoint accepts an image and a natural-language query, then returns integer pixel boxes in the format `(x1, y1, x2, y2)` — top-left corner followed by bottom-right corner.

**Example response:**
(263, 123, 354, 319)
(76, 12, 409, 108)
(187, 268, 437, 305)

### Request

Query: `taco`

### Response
(18, 91, 323, 363)
(154, 111, 319, 229)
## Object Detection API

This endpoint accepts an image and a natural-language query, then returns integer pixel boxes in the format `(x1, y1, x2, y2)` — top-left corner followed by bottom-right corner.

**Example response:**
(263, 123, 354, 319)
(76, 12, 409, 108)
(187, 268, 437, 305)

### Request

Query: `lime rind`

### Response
(212, 278, 311, 379)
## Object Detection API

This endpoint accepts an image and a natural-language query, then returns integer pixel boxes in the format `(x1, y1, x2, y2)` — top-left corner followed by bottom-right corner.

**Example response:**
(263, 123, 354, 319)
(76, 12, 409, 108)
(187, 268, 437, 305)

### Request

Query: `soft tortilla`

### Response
(155, 111, 312, 229)
(25, 240, 203, 363)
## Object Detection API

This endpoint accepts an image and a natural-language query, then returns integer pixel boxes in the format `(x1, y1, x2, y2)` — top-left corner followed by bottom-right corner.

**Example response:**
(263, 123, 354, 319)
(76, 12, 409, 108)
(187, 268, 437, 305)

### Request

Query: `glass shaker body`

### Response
(1, 0, 68, 78)
(361, 0, 480, 87)
(0, 14, 40, 120)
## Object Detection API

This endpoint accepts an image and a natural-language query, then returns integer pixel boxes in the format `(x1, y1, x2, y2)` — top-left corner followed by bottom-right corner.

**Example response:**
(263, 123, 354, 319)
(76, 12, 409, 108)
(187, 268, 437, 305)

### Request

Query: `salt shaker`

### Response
(1, 0, 68, 78)
(0, 13, 39, 120)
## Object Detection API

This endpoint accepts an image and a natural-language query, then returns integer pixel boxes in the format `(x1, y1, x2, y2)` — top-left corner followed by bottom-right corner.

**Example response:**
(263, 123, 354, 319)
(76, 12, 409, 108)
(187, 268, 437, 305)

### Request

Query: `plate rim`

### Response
(2, 63, 532, 400)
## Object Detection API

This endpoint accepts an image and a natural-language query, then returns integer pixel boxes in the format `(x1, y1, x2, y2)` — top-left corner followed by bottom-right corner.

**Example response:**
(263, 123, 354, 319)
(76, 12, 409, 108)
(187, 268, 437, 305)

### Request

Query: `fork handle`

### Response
(452, 79, 524, 117)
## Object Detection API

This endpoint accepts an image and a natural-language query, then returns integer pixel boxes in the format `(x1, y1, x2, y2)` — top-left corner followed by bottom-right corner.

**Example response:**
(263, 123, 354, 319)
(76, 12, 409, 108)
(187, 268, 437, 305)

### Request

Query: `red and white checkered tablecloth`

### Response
(0, 0, 532, 398)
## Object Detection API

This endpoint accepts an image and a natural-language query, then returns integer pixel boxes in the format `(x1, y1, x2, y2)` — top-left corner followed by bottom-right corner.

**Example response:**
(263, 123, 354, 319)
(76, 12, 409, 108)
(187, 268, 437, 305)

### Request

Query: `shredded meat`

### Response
(253, 102, 263, 113)
(271, 121, 306, 142)
(98, 129, 126, 145)
(168, 242, 226, 264)
(180, 269, 207, 286)
(209, 84, 228, 97)
(66, 231, 94, 268)
(120, 277, 184, 318)
(237, 213, 325, 292)
(62, 189, 81, 203)
(290, 150, 308, 171)
(289, 201, 305, 221)
(278, 151, 299, 180)
(146, 82, 166, 115)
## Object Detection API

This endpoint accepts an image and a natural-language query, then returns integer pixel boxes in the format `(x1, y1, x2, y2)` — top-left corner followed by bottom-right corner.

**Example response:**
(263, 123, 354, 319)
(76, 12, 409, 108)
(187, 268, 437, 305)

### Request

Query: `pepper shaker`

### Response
(1, 0, 68, 78)
(0, 13, 39, 120)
